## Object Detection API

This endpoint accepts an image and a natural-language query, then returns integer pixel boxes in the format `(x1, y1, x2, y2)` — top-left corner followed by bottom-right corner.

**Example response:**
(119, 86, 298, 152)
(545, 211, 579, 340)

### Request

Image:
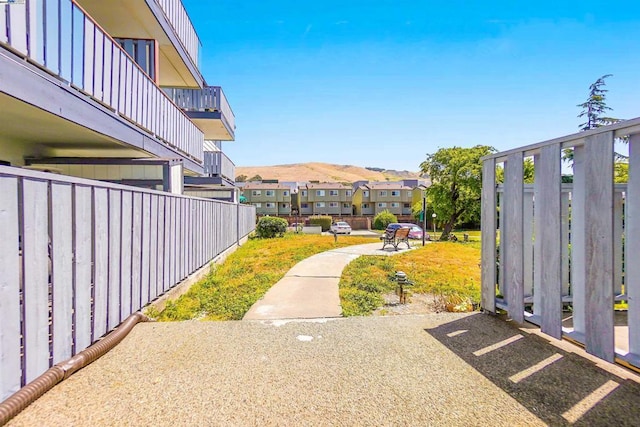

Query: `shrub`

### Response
(255, 216, 288, 238)
(373, 210, 398, 230)
(309, 215, 332, 231)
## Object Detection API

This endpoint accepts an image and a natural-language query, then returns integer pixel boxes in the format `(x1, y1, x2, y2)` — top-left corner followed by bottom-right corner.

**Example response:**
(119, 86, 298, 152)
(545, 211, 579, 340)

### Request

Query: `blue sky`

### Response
(182, 0, 640, 171)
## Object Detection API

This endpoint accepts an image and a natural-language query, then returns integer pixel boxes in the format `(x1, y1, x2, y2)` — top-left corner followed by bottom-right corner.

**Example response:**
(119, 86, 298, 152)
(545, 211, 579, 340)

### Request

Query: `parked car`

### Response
(330, 221, 352, 234)
(384, 223, 428, 240)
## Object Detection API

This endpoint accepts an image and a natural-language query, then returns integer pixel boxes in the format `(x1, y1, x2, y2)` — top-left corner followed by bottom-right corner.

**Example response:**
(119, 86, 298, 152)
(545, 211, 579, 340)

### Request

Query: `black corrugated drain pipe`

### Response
(0, 312, 150, 426)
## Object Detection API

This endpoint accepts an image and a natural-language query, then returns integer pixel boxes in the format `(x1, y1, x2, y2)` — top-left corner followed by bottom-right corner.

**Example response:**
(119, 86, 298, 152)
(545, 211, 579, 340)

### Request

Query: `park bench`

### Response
(381, 227, 411, 251)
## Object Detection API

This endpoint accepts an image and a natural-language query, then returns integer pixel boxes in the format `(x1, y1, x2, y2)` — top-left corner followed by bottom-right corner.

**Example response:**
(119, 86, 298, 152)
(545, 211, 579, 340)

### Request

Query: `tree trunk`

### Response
(439, 220, 455, 241)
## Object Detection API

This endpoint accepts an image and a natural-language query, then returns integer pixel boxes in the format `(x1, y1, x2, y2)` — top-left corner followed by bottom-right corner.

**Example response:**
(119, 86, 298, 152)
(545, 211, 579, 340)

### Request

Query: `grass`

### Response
(155, 233, 375, 321)
(339, 241, 481, 316)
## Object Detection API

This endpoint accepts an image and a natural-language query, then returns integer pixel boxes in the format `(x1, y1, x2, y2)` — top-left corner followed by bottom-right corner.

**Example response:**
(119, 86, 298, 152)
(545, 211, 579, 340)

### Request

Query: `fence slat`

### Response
(561, 193, 570, 296)
(571, 146, 586, 336)
(93, 188, 109, 340)
(157, 197, 165, 296)
(140, 194, 151, 306)
(584, 132, 615, 362)
(538, 143, 562, 339)
(22, 179, 50, 383)
(627, 135, 640, 361)
(613, 191, 624, 297)
(8, 2, 27, 55)
(51, 183, 74, 363)
(504, 153, 524, 323)
(108, 189, 122, 329)
(74, 185, 93, 352)
(523, 191, 534, 298)
(0, 176, 21, 401)
(149, 195, 158, 301)
(131, 193, 142, 311)
(120, 191, 133, 319)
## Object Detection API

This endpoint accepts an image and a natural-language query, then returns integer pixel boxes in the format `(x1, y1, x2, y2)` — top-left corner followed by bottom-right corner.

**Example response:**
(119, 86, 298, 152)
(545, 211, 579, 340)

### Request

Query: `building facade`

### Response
(0, 0, 235, 196)
(242, 183, 292, 215)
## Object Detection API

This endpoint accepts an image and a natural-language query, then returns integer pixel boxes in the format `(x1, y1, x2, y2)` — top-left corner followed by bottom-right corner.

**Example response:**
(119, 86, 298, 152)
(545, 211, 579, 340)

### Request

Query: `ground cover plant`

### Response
(154, 233, 374, 321)
(339, 241, 481, 316)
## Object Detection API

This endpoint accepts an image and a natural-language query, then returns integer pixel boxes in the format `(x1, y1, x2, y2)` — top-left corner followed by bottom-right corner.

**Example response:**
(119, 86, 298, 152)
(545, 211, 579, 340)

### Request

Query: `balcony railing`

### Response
(155, 0, 200, 68)
(164, 86, 236, 135)
(0, 0, 203, 163)
(204, 150, 235, 181)
(481, 117, 640, 368)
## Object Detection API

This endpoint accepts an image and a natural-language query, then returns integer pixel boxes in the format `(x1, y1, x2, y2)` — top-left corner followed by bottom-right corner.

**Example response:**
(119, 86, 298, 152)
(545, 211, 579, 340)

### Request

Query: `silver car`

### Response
(330, 221, 352, 234)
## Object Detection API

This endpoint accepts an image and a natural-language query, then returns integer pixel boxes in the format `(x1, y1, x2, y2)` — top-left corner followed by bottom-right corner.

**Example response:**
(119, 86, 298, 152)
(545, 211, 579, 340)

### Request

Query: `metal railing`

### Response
(164, 86, 236, 134)
(0, 165, 256, 402)
(0, 0, 203, 163)
(155, 0, 201, 68)
(481, 117, 640, 368)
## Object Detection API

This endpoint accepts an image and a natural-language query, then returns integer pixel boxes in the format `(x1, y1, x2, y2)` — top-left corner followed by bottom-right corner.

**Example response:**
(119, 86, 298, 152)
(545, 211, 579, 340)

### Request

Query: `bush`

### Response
(373, 210, 398, 230)
(309, 215, 332, 231)
(255, 216, 288, 238)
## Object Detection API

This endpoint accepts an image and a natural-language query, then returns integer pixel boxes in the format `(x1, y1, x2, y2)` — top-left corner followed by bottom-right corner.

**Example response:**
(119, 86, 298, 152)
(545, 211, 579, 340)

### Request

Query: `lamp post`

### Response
(432, 213, 437, 235)
(292, 188, 299, 233)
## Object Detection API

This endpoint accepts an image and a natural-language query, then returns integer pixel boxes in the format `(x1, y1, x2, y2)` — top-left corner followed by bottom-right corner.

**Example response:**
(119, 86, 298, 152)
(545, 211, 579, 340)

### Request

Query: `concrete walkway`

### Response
(243, 242, 415, 320)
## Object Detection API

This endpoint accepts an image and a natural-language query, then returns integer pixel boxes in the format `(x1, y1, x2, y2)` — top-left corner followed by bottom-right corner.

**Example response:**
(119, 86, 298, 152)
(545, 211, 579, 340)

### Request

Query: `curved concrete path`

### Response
(243, 242, 414, 320)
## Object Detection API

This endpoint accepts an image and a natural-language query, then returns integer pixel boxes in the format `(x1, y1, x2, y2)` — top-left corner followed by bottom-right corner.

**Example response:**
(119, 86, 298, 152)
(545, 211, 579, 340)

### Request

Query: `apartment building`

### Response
(0, 0, 235, 195)
(242, 183, 292, 215)
(353, 182, 413, 216)
(299, 183, 352, 216)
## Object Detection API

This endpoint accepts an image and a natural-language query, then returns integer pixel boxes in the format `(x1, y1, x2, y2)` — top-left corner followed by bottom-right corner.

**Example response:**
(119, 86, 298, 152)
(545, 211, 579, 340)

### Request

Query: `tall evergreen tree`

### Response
(577, 74, 619, 130)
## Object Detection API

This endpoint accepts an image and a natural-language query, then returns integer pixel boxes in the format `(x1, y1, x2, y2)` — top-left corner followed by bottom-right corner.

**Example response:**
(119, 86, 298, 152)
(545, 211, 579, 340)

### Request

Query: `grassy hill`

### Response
(235, 162, 420, 183)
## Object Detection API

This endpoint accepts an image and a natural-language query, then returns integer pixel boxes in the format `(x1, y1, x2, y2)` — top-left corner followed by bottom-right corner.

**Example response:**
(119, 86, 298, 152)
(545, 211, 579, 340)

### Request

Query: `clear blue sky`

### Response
(182, 0, 640, 171)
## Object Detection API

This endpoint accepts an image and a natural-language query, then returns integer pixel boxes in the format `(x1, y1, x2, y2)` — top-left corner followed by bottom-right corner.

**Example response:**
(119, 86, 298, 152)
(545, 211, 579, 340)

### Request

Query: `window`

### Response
(378, 202, 387, 208)
(343, 203, 350, 208)
(301, 203, 309, 209)
(255, 203, 262, 208)
(391, 190, 400, 197)
(265, 190, 275, 197)
(252, 190, 261, 196)
(404, 203, 411, 208)
(283, 190, 289, 196)
(281, 203, 288, 209)
(379, 191, 387, 197)
(391, 202, 399, 208)
(301, 190, 307, 197)
(329, 202, 338, 208)
(346, 190, 352, 196)
(407, 191, 413, 198)
(362, 203, 369, 209)
(316, 190, 325, 197)
(363, 191, 369, 197)
(266, 202, 275, 208)
(316, 202, 325, 208)
(329, 190, 339, 196)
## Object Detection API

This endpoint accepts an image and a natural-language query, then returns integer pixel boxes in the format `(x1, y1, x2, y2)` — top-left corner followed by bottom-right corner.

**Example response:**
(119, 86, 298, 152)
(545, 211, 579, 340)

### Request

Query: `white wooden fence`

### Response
(481, 117, 640, 368)
(0, 0, 204, 163)
(156, 0, 201, 68)
(0, 166, 256, 402)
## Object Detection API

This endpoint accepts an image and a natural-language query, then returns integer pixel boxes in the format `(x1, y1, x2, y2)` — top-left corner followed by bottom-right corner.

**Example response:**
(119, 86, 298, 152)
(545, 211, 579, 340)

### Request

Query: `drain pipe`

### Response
(0, 312, 150, 426)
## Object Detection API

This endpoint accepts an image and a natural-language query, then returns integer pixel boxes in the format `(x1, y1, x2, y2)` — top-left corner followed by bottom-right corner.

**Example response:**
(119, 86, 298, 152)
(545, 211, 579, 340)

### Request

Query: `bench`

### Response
(381, 227, 411, 251)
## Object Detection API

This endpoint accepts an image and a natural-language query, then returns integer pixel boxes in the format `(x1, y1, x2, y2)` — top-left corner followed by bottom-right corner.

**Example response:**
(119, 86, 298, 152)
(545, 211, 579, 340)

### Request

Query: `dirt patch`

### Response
(373, 292, 439, 316)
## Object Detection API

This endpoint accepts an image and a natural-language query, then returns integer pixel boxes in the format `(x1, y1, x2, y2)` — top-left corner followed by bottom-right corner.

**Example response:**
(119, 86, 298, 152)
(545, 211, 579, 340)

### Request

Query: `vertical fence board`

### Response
(93, 188, 108, 340)
(533, 155, 542, 316)
(120, 191, 132, 320)
(83, 19, 94, 94)
(571, 146, 586, 336)
(74, 185, 92, 352)
(51, 183, 74, 363)
(163, 196, 171, 292)
(504, 153, 525, 323)
(131, 193, 142, 312)
(140, 194, 151, 307)
(627, 135, 640, 360)
(156, 197, 165, 297)
(613, 191, 624, 297)
(8, 2, 27, 55)
(561, 193, 570, 296)
(523, 191, 534, 298)
(584, 132, 615, 362)
(0, 4, 8, 45)
(0, 176, 21, 401)
(107, 190, 121, 329)
(22, 179, 50, 382)
(538, 144, 562, 339)
(149, 195, 158, 301)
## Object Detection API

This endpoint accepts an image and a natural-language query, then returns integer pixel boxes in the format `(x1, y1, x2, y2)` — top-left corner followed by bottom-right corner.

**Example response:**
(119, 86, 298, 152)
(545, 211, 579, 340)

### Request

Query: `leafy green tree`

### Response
(248, 174, 263, 182)
(236, 174, 248, 182)
(420, 145, 495, 240)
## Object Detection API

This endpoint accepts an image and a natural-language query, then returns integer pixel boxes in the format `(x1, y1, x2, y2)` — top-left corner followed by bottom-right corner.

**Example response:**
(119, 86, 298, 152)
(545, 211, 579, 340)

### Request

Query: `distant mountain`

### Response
(235, 162, 421, 183)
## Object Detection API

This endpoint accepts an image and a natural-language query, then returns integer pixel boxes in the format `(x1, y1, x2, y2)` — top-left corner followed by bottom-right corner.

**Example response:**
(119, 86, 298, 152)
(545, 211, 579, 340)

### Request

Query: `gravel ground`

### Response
(9, 313, 639, 427)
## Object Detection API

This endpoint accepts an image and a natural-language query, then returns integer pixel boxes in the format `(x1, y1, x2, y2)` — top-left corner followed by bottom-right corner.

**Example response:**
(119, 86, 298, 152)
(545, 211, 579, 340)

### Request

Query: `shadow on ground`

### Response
(425, 313, 640, 426)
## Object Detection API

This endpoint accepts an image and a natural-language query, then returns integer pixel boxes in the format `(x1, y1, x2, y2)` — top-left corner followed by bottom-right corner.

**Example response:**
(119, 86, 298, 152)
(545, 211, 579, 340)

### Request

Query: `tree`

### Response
(248, 174, 263, 182)
(577, 74, 619, 131)
(236, 174, 248, 182)
(420, 145, 495, 240)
